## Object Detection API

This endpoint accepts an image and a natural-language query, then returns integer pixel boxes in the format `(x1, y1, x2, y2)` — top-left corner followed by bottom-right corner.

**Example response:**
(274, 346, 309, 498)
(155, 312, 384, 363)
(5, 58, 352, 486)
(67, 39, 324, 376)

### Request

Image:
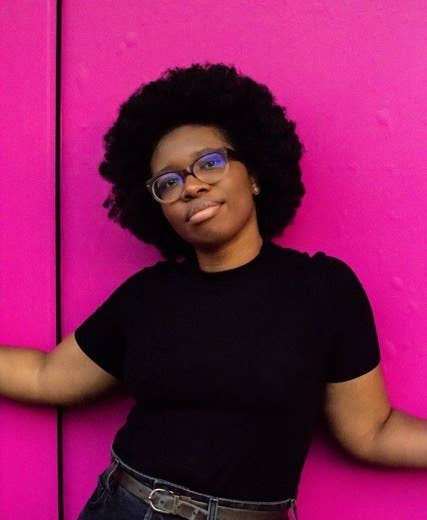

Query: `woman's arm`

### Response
(0, 345, 46, 403)
(323, 363, 427, 467)
(0, 333, 120, 406)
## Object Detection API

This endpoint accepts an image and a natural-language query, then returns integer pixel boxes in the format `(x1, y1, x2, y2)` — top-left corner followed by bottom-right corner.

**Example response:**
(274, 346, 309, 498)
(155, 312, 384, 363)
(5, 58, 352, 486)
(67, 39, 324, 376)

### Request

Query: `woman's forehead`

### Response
(150, 125, 229, 172)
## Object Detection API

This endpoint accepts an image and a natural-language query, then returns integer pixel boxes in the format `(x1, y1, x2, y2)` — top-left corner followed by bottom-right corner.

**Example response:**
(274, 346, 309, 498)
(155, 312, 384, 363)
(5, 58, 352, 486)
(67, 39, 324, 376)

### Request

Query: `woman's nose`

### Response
(181, 173, 210, 199)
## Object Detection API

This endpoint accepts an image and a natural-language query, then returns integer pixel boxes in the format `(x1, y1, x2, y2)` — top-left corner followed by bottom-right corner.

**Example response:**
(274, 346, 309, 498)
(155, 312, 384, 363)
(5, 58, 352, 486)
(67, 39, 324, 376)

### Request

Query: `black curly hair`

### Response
(99, 62, 305, 262)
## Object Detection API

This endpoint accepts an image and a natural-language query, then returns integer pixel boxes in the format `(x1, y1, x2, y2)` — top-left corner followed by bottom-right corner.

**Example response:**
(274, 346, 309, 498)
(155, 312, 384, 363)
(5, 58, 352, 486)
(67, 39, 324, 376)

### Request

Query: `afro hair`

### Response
(99, 62, 305, 261)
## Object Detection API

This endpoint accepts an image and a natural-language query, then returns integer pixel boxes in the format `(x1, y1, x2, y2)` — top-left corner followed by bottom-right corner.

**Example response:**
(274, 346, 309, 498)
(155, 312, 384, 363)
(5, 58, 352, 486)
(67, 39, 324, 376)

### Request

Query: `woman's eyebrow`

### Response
(156, 147, 222, 174)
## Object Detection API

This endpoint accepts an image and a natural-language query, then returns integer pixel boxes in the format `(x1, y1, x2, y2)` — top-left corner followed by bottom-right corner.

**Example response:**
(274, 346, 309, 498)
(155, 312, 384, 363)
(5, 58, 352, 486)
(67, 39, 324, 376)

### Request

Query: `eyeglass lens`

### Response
(153, 151, 228, 202)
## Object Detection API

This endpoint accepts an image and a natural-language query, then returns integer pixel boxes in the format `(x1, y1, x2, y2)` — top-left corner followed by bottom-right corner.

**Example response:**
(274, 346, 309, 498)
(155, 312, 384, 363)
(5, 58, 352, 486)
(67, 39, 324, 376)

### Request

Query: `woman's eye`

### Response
(158, 176, 179, 190)
(199, 154, 225, 169)
(203, 160, 216, 168)
(159, 180, 171, 188)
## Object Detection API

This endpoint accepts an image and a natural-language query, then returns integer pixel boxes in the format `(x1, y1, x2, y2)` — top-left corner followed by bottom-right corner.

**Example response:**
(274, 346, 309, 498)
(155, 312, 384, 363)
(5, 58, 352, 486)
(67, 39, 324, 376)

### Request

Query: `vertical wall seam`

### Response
(55, 0, 64, 519)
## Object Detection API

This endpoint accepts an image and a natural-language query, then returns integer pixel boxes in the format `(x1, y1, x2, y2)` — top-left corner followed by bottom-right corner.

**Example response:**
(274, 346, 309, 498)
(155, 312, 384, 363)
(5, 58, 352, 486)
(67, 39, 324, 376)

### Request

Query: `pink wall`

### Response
(0, 2, 57, 519)
(2, 2, 426, 519)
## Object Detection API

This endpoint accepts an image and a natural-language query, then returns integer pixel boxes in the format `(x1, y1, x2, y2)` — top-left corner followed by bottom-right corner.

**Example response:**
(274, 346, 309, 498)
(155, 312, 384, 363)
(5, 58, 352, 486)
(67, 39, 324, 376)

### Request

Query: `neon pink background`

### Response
(0, 2, 58, 519)
(2, 2, 426, 518)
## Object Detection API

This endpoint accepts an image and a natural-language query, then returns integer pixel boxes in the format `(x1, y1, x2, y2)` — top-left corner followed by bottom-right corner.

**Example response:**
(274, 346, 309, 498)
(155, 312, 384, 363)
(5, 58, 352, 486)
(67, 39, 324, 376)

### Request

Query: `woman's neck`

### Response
(194, 234, 264, 273)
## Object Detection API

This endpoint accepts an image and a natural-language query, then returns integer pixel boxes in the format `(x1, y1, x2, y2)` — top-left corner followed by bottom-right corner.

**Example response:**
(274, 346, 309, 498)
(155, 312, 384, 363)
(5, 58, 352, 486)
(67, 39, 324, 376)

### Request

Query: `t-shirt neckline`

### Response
(182, 239, 276, 280)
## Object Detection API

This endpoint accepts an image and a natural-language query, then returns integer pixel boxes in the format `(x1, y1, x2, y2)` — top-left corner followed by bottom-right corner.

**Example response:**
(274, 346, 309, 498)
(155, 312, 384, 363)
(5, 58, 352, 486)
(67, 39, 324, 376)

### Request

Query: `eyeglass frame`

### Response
(145, 146, 240, 203)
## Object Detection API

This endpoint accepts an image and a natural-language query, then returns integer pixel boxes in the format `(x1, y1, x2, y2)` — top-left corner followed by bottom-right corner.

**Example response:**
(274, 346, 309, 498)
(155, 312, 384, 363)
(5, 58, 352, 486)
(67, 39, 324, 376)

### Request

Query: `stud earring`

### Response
(252, 185, 260, 195)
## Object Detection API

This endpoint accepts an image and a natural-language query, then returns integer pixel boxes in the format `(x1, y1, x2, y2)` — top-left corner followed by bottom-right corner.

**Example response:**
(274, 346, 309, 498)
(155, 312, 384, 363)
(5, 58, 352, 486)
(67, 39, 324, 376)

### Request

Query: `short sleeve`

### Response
(319, 254, 381, 383)
(74, 274, 137, 381)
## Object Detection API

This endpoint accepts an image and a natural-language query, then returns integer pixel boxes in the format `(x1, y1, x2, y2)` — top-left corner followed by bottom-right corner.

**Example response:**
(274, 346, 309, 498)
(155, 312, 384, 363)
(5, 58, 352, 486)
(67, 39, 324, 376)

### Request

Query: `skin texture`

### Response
(40, 332, 121, 406)
(0, 331, 121, 407)
(149, 124, 263, 272)
(325, 365, 427, 467)
(324, 365, 392, 460)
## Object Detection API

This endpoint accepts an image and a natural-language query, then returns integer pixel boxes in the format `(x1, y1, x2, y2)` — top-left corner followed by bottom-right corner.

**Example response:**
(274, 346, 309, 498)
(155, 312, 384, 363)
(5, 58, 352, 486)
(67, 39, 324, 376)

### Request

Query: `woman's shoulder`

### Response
(271, 243, 360, 285)
(276, 243, 352, 268)
(108, 258, 174, 293)
(269, 242, 332, 266)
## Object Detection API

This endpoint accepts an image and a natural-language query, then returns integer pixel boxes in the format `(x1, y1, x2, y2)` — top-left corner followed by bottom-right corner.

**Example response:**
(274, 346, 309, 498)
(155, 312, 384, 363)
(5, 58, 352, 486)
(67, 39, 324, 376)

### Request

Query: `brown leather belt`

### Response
(113, 467, 297, 520)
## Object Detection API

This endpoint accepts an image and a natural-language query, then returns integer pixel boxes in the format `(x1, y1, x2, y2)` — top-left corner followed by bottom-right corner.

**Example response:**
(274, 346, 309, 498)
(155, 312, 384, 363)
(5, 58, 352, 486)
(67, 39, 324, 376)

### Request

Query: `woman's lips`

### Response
(188, 203, 222, 223)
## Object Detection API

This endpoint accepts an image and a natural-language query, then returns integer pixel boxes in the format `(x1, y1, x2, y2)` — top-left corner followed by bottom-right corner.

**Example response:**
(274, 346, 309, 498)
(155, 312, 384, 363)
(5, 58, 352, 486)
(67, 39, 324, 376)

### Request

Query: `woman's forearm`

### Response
(364, 407, 427, 468)
(0, 345, 46, 403)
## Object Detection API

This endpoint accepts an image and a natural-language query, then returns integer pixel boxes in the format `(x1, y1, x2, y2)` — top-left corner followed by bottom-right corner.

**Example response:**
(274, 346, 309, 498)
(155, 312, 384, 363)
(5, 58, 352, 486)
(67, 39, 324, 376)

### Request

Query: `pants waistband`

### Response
(109, 445, 296, 512)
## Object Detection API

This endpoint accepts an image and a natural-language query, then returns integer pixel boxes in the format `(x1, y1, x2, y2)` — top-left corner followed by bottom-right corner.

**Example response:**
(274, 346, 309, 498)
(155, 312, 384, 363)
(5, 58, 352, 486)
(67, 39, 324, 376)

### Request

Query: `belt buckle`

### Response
(148, 487, 176, 513)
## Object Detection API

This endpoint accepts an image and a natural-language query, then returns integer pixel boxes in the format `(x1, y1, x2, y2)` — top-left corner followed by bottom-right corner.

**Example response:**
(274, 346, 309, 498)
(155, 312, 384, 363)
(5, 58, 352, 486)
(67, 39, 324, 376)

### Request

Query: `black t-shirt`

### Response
(74, 240, 381, 501)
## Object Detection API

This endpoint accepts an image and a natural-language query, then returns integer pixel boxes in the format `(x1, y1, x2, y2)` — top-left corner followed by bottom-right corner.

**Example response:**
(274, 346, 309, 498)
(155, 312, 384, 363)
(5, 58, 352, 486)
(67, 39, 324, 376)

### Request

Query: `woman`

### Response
(1, 63, 426, 520)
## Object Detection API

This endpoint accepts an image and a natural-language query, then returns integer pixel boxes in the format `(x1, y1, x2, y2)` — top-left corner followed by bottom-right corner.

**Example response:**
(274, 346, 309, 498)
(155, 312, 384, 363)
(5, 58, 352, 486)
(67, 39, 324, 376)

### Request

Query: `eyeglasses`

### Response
(145, 147, 239, 203)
